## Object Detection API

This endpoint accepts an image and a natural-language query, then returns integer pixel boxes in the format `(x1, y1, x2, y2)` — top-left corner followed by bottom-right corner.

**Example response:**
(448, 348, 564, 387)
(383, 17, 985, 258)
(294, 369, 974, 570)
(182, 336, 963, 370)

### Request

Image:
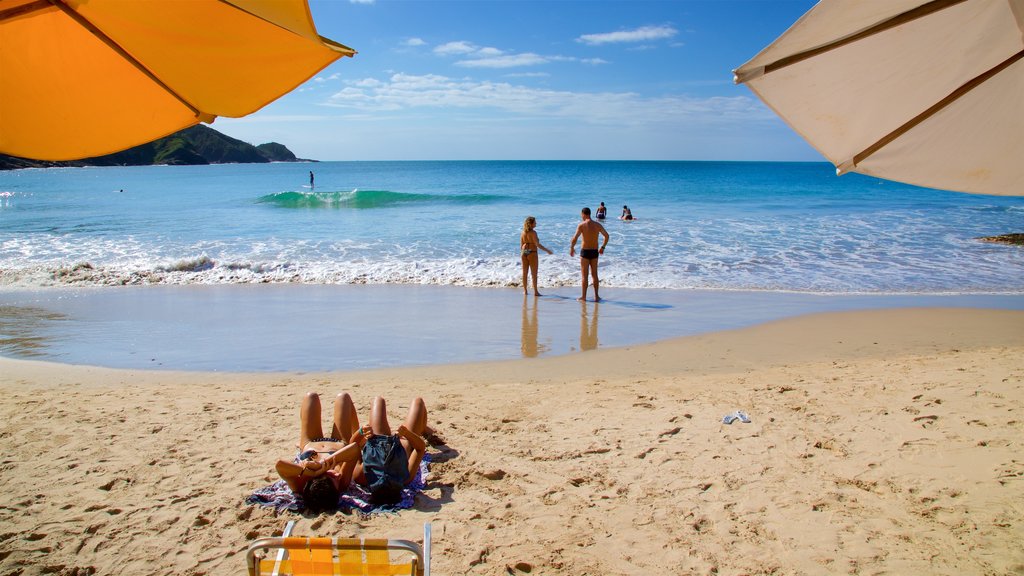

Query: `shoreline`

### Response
(1, 284, 1022, 372)
(1, 307, 1022, 574)
(2, 306, 1020, 379)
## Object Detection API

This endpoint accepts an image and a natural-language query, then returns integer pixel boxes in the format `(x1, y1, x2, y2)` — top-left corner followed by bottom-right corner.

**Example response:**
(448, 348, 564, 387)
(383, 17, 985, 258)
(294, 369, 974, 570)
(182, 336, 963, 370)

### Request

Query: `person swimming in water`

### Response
(596, 202, 607, 220)
(620, 205, 633, 220)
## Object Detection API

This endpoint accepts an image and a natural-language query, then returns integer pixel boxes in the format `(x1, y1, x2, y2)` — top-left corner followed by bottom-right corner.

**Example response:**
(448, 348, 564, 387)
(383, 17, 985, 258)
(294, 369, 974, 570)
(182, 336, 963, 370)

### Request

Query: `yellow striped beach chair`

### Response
(245, 522, 431, 576)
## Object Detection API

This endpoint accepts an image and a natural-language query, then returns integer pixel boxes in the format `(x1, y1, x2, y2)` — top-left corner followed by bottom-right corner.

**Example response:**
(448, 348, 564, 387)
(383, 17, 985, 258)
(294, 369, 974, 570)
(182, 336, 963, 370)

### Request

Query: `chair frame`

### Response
(246, 522, 431, 576)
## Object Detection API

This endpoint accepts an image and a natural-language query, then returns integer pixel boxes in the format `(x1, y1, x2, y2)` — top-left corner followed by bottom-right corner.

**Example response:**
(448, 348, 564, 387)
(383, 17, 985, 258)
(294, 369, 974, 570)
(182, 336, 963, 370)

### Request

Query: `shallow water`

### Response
(1, 285, 1020, 372)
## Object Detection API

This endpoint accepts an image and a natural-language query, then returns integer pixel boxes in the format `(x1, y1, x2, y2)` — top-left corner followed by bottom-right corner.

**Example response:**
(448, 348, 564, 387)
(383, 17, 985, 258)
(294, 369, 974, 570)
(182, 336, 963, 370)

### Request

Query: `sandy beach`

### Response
(1, 307, 1022, 575)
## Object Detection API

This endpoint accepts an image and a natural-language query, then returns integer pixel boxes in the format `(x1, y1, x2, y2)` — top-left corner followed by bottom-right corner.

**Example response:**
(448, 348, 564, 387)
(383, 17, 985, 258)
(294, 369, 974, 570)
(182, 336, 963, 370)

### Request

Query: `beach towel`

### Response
(247, 454, 430, 516)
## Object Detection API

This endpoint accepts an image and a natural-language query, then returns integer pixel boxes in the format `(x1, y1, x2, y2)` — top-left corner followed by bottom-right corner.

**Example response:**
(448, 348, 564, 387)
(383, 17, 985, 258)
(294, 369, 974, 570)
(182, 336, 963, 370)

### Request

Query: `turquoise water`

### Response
(2, 160, 1022, 293)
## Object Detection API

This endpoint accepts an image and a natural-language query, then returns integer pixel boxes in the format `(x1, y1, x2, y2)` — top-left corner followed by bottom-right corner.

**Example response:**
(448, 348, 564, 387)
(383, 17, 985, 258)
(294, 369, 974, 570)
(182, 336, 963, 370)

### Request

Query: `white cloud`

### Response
(504, 72, 551, 79)
(456, 53, 549, 69)
(349, 0, 375, 4)
(323, 73, 773, 127)
(405, 37, 426, 47)
(577, 25, 678, 45)
(312, 73, 343, 84)
(433, 39, 606, 69)
(433, 41, 478, 56)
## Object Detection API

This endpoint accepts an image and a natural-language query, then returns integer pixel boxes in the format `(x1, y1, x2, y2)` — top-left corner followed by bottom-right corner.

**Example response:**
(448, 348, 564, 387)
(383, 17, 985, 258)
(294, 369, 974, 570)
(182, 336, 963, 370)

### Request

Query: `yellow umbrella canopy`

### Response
(0, 0, 355, 160)
(734, 0, 1023, 196)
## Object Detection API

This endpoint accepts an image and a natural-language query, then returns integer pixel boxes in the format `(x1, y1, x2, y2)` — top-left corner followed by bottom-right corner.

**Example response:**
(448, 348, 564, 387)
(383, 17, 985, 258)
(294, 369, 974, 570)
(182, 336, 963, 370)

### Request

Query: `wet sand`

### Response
(0, 284, 1021, 371)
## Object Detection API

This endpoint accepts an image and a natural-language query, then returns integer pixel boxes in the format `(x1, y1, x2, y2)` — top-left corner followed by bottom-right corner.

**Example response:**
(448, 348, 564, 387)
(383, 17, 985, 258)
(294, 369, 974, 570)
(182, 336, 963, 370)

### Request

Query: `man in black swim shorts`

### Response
(569, 207, 609, 301)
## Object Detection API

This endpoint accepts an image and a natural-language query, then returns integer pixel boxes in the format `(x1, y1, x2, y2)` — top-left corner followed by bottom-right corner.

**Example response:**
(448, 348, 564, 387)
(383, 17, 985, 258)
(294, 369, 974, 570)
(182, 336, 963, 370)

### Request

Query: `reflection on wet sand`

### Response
(520, 295, 549, 358)
(579, 300, 599, 351)
(0, 305, 67, 358)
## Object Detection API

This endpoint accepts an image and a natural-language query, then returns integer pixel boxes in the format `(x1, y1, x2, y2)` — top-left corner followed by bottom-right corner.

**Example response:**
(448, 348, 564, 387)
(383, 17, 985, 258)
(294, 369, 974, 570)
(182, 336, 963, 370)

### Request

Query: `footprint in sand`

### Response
(506, 561, 533, 573)
(635, 447, 656, 460)
(480, 469, 506, 480)
(658, 426, 682, 438)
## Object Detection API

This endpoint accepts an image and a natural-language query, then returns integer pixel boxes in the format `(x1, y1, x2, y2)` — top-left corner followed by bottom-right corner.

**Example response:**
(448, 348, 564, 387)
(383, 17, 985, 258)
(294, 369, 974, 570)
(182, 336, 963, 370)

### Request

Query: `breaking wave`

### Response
(256, 189, 508, 209)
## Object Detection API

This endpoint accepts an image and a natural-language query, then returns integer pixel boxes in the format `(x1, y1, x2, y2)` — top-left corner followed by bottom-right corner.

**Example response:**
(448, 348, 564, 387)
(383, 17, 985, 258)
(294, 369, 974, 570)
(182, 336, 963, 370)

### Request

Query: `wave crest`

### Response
(256, 189, 507, 209)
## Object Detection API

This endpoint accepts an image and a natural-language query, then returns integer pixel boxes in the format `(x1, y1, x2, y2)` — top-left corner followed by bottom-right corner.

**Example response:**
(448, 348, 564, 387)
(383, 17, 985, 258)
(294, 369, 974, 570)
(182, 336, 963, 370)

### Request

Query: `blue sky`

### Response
(215, 0, 820, 162)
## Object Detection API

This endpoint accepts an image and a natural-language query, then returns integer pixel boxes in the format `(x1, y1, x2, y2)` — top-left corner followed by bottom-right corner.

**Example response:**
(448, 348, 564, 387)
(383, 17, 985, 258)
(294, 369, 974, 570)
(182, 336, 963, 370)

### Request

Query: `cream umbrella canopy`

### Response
(0, 0, 355, 161)
(733, 0, 1023, 196)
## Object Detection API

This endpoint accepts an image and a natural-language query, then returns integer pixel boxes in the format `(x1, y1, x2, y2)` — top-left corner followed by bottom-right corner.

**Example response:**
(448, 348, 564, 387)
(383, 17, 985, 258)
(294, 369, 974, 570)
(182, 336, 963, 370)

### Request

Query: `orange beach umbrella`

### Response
(0, 0, 355, 160)
(734, 0, 1023, 196)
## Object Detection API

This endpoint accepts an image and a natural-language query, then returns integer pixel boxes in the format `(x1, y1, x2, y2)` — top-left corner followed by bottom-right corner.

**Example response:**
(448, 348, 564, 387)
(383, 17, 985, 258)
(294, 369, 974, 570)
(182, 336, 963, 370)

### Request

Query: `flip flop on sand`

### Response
(722, 411, 752, 425)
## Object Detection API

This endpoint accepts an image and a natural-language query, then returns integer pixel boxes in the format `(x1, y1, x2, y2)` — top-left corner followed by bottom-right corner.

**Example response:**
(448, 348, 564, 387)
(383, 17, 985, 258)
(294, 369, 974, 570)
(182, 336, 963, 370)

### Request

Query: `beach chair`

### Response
(246, 521, 431, 576)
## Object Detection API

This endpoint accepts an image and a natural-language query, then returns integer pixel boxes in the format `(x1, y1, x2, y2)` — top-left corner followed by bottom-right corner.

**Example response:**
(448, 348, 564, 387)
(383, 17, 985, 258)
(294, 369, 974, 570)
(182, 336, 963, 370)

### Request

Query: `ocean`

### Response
(1, 161, 1022, 371)
(3, 160, 1022, 293)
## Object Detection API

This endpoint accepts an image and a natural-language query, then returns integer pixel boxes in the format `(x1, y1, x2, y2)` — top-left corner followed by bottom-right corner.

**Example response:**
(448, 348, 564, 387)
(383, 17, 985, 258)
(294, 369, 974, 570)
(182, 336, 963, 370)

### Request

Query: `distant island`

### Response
(0, 125, 309, 170)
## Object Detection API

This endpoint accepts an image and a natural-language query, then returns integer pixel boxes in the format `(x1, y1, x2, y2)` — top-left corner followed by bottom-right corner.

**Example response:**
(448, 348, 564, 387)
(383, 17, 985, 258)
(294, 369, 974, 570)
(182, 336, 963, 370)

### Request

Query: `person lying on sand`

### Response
(275, 392, 428, 512)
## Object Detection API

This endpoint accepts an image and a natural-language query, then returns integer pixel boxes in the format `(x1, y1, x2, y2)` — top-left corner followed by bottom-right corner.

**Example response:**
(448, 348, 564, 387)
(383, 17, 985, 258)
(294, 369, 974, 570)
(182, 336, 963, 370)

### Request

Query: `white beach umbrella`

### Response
(733, 0, 1024, 196)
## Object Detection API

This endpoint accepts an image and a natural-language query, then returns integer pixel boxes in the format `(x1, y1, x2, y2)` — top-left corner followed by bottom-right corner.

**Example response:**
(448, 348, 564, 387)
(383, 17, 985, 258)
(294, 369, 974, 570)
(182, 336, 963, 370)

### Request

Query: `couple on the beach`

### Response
(276, 392, 429, 512)
(521, 207, 609, 301)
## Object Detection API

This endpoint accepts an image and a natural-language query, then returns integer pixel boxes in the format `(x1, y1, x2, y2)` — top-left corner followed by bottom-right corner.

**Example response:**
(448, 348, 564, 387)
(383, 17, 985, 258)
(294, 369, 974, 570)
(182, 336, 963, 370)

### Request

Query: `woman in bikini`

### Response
(520, 216, 553, 296)
(276, 392, 428, 511)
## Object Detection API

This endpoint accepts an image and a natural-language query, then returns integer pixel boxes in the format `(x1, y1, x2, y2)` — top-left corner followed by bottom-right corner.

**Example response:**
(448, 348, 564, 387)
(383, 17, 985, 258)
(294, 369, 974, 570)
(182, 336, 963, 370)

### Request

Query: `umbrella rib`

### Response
(0, 0, 50, 22)
(842, 48, 1024, 172)
(45, 0, 214, 123)
(743, 0, 968, 82)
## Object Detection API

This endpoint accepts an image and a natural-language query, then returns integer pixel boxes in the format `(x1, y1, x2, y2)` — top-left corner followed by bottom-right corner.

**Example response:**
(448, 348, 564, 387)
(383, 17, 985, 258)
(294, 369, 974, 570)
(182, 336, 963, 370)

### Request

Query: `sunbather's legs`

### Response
(401, 398, 428, 483)
(299, 391, 324, 448)
(369, 396, 391, 436)
(404, 397, 428, 436)
(327, 393, 361, 489)
(367, 397, 429, 485)
(331, 392, 359, 442)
